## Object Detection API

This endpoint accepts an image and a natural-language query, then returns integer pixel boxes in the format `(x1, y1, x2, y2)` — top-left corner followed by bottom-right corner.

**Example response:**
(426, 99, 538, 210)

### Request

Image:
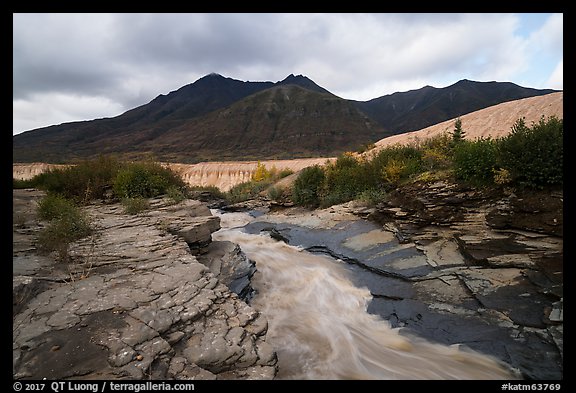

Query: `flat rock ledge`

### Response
(13, 193, 277, 380)
(349, 181, 563, 379)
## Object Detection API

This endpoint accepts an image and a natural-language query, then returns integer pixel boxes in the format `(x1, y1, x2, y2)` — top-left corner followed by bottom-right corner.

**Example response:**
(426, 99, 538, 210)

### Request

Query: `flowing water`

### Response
(213, 211, 517, 380)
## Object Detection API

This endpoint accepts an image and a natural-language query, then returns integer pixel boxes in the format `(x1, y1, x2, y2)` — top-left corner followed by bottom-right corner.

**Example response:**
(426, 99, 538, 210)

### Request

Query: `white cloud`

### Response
(546, 59, 563, 90)
(13, 93, 124, 135)
(310, 13, 530, 98)
(13, 13, 562, 135)
(528, 13, 563, 56)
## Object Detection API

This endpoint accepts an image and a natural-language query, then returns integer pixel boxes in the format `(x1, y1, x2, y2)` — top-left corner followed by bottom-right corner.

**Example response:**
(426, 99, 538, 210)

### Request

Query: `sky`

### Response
(13, 13, 563, 136)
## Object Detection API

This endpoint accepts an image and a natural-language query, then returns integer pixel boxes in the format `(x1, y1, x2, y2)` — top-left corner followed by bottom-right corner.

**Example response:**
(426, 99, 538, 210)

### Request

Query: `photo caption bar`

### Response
(13, 382, 195, 393)
(502, 383, 562, 391)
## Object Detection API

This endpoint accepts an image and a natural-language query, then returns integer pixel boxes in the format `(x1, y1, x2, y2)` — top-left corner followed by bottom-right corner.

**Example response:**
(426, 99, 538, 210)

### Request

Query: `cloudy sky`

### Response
(13, 13, 563, 136)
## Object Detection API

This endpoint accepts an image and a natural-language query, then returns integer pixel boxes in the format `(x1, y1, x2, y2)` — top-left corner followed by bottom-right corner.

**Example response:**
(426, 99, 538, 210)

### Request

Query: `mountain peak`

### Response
(281, 73, 306, 82)
(276, 74, 332, 95)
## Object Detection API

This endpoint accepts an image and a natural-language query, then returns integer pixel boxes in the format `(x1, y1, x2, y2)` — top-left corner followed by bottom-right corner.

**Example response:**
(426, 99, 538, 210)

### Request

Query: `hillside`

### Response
(370, 91, 563, 152)
(138, 85, 384, 162)
(354, 79, 557, 134)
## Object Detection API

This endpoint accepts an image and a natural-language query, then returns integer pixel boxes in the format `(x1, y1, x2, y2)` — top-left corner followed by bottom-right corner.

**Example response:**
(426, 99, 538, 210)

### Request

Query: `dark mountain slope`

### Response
(136, 84, 386, 162)
(354, 79, 558, 133)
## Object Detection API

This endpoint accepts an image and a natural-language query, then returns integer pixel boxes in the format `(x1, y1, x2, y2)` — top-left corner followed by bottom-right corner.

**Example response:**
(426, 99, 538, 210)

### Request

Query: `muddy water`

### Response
(213, 211, 517, 380)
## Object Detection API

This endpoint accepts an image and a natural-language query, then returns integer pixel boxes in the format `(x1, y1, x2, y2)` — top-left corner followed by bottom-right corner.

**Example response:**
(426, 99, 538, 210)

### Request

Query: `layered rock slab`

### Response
(12, 193, 277, 380)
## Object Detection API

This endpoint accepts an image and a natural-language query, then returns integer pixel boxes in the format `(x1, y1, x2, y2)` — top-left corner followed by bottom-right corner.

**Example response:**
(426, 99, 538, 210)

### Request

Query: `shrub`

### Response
(419, 133, 454, 170)
(497, 116, 563, 188)
(277, 168, 294, 179)
(292, 165, 325, 207)
(493, 168, 512, 185)
(226, 180, 273, 203)
(267, 186, 285, 201)
(121, 197, 150, 215)
(166, 185, 186, 204)
(369, 145, 423, 186)
(382, 158, 406, 184)
(33, 156, 122, 203)
(36, 195, 92, 262)
(29, 157, 185, 203)
(113, 161, 185, 199)
(452, 138, 498, 185)
(228, 163, 296, 204)
(414, 170, 452, 183)
(37, 194, 78, 221)
(252, 161, 271, 182)
(356, 188, 388, 205)
(322, 155, 373, 205)
(13, 178, 37, 189)
(320, 189, 353, 208)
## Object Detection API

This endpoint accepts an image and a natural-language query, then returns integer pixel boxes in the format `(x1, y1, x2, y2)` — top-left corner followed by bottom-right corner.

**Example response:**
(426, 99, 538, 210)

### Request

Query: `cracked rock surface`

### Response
(13, 190, 277, 380)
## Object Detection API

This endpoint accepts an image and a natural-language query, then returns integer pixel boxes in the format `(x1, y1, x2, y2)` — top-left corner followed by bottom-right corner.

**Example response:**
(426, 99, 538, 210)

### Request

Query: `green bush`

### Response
(452, 138, 498, 185)
(267, 186, 285, 201)
(497, 116, 563, 188)
(28, 157, 186, 203)
(289, 115, 562, 208)
(356, 188, 388, 205)
(292, 148, 424, 208)
(36, 195, 92, 261)
(37, 194, 78, 221)
(419, 133, 454, 170)
(166, 185, 187, 204)
(292, 165, 325, 207)
(369, 145, 424, 186)
(33, 156, 122, 203)
(321, 155, 376, 206)
(226, 162, 300, 204)
(112, 161, 185, 199)
(277, 168, 294, 179)
(121, 197, 150, 215)
(226, 180, 273, 204)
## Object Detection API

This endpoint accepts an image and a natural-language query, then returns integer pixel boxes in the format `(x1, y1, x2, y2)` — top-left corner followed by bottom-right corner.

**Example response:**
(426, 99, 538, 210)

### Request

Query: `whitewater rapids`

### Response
(213, 211, 518, 380)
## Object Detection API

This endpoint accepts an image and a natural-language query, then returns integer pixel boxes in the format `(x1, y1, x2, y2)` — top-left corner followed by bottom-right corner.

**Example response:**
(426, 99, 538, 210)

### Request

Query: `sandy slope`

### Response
(370, 92, 563, 152)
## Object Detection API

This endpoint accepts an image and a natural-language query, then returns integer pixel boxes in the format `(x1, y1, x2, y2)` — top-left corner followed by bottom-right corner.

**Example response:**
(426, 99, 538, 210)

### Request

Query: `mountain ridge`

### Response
(13, 73, 559, 163)
(352, 79, 558, 133)
(13, 91, 563, 192)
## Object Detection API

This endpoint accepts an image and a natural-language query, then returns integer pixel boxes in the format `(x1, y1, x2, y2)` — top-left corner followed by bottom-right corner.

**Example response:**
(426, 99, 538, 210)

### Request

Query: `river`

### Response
(212, 210, 517, 380)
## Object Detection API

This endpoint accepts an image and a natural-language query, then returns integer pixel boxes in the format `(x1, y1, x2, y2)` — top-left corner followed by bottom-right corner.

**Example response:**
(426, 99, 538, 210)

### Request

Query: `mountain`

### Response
(12, 74, 273, 154)
(13, 74, 559, 163)
(136, 84, 383, 162)
(354, 79, 558, 134)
